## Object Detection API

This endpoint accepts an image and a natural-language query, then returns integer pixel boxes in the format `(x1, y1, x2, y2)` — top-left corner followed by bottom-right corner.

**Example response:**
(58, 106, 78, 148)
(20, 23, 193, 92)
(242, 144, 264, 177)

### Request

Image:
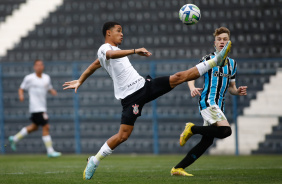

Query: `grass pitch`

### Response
(0, 154, 281, 184)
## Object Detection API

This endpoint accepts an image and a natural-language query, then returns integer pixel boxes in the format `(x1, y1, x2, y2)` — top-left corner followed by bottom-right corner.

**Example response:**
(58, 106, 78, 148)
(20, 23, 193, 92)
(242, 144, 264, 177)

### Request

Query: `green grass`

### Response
(0, 154, 281, 184)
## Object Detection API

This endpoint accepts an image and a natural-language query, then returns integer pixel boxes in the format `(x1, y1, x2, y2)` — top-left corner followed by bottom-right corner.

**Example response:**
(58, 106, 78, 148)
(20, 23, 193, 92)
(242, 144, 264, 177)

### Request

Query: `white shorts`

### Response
(200, 105, 227, 126)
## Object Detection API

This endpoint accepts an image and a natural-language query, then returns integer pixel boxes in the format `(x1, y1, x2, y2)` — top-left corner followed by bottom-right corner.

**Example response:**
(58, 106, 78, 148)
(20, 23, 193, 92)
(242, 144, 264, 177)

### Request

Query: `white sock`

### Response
(42, 135, 55, 154)
(196, 58, 218, 76)
(13, 127, 28, 142)
(92, 142, 113, 165)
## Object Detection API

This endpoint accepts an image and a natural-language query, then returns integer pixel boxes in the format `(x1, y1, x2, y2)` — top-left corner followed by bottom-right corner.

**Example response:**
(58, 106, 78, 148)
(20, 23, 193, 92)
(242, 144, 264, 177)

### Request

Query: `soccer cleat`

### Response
(215, 40, 232, 67)
(8, 136, 17, 151)
(171, 167, 193, 176)
(83, 156, 98, 180)
(179, 122, 195, 146)
(47, 151, 62, 158)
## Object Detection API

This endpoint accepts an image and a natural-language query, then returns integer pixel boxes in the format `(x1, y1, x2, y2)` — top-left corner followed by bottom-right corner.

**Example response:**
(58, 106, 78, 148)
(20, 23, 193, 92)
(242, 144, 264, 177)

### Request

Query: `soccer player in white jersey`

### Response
(9, 60, 61, 158)
(63, 22, 231, 180)
(171, 27, 247, 176)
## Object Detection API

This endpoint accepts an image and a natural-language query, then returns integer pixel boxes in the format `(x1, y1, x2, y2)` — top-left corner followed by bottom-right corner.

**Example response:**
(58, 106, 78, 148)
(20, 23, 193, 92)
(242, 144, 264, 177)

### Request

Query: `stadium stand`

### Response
(253, 117, 282, 154)
(0, 0, 26, 22)
(1, 0, 282, 154)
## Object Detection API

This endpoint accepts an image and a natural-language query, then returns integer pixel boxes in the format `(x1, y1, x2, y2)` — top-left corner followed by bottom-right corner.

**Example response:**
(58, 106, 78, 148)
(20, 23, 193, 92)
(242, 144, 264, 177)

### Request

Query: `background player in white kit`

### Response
(63, 22, 231, 180)
(9, 59, 61, 158)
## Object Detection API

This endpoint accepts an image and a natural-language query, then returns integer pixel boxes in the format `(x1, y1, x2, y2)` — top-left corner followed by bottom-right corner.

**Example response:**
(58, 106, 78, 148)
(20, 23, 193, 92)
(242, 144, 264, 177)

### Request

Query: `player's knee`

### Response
(201, 136, 214, 147)
(218, 126, 232, 139)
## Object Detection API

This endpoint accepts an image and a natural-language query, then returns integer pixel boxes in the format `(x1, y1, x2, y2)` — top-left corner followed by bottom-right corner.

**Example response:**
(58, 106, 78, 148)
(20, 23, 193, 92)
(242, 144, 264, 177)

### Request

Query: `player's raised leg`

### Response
(169, 41, 231, 88)
(83, 124, 134, 180)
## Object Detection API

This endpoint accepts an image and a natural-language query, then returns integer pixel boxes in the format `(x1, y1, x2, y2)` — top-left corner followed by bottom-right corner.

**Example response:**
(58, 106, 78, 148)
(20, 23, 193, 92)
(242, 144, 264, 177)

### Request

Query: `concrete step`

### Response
(244, 107, 282, 116)
(209, 116, 279, 155)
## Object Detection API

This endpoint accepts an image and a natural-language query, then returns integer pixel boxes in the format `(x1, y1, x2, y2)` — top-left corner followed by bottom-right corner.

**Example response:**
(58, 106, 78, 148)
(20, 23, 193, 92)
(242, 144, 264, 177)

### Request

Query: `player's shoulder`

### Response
(99, 43, 114, 51)
(24, 73, 35, 80)
(42, 73, 50, 79)
(227, 57, 237, 67)
(98, 43, 113, 55)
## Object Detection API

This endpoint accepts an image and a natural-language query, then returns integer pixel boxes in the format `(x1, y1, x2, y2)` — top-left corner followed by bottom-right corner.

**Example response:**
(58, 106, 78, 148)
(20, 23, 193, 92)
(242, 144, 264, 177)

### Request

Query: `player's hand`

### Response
(135, 48, 152, 57)
(237, 86, 247, 96)
(190, 88, 203, 97)
(63, 80, 81, 93)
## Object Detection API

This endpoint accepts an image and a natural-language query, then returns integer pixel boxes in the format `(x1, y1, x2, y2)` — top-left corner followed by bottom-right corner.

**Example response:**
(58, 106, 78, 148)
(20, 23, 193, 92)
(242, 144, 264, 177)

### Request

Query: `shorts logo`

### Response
(132, 104, 139, 115)
(43, 112, 49, 120)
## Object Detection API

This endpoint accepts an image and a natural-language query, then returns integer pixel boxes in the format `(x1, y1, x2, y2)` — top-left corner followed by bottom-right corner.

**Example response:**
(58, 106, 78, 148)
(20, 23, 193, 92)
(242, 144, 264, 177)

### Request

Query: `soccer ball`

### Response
(179, 4, 201, 25)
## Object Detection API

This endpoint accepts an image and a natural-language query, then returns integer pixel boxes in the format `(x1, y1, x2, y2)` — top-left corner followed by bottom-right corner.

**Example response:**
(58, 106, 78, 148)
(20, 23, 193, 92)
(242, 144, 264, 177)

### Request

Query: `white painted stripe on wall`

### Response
(0, 0, 64, 57)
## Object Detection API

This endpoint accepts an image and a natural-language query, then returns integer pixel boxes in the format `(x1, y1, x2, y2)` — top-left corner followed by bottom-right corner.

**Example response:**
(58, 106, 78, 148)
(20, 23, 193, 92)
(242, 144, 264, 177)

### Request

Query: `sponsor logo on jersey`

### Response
(127, 78, 143, 88)
(214, 71, 232, 78)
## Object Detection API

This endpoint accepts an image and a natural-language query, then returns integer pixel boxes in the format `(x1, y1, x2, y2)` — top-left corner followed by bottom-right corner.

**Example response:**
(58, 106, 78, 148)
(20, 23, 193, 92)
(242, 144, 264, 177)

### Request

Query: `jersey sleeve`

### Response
(47, 75, 53, 90)
(230, 60, 237, 82)
(97, 44, 113, 62)
(20, 75, 29, 90)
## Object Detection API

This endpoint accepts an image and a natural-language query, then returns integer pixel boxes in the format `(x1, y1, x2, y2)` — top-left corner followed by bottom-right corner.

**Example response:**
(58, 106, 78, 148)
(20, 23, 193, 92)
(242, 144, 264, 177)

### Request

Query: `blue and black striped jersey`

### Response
(198, 52, 237, 112)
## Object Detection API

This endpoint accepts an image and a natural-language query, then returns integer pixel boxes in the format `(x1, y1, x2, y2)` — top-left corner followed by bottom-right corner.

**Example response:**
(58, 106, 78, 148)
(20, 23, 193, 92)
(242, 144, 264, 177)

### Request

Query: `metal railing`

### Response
(0, 59, 280, 155)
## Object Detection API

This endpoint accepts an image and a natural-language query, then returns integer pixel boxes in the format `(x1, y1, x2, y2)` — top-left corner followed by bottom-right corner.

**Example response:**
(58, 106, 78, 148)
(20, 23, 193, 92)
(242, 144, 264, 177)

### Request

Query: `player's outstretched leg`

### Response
(169, 41, 231, 89)
(179, 122, 195, 146)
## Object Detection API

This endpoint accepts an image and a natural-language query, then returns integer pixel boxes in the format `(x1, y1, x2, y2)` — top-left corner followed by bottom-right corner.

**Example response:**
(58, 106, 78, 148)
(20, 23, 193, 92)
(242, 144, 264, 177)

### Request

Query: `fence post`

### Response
(150, 61, 159, 154)
(72, 63, 81, 154)
(0, 64, 4, 154)
(233, 95, 239, 155)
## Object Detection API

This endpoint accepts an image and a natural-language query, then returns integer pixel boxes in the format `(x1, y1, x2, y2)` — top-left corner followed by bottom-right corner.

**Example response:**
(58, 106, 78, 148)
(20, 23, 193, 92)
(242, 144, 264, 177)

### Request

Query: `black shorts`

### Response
(121, 75, 173, 126)
(30, 112, 49, 126)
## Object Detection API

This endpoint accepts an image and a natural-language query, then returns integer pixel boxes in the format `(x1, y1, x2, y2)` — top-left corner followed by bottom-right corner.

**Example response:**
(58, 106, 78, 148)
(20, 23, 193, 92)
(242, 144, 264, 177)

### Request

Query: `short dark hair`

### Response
(213, 27, 230, 38)
(102, 21, 121, 37)
(34, 59, 43, 65)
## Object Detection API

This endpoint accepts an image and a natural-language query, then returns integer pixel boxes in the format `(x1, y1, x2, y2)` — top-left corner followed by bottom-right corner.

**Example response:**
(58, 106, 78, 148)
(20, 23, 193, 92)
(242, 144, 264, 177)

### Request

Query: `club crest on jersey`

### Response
(132, 104, 139, 115)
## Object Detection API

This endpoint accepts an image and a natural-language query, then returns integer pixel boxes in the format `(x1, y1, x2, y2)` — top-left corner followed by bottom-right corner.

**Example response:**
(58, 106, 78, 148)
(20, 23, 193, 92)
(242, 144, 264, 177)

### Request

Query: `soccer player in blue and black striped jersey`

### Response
(171, 27, 247, 176)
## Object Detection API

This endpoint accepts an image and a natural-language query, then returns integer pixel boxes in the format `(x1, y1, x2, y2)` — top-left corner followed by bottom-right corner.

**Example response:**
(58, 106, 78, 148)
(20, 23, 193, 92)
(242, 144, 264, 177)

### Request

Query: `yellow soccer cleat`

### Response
(216, 40, 232, 67)
(171, 167, 193, 176)
(179, 122, 195, 146)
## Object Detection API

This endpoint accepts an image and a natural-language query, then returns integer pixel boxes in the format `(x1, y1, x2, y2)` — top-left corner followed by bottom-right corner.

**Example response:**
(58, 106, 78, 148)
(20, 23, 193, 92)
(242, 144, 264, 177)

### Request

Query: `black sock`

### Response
(175, 135, 214, 169)
(191, 126, 232, 139)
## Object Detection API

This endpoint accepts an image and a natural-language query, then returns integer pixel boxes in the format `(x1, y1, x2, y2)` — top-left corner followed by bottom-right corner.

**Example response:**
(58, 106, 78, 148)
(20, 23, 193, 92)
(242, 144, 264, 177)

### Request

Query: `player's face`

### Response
(214, 33, 229, 52)
(33, 61, 44, 74)
(109, 25, 123, 45)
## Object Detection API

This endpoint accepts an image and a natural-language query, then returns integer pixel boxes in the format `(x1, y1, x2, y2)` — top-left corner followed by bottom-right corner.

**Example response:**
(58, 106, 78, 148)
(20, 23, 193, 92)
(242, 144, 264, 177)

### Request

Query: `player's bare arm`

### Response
(106, 48, 152, 60)
(63, 58, 101, 93)
(228, 81, 247, 96)
(18, 88, 24, 102)
(49, 89, 57, 96)
(187, 80, 203, 97)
